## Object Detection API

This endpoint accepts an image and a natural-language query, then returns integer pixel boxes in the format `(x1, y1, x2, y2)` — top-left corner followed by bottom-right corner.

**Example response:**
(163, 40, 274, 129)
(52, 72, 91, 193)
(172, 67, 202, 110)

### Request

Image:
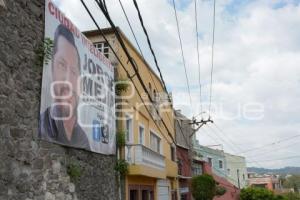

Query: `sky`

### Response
(53, 0, 300, 169)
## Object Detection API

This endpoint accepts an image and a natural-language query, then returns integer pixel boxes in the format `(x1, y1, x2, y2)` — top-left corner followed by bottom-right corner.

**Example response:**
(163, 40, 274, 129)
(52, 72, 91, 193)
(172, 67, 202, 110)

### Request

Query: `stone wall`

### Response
(0, 1, 118, 199)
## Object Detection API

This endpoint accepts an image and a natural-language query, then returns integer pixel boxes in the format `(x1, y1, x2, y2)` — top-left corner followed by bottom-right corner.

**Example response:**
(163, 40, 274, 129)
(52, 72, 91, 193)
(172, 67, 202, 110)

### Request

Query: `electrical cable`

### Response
(238, 134, 300, 154)
(194, 0, 203, 116)
(95, 0, 176, 143)
(246, 141, 300, 159)
(118, 0, 144, 58)
(206, 124, 265, 168)
(171, 0, 193, 107)
(80, 0, 175, 144)
(131, 0, 168, 93)
(208, 0, 216, 116)
(118, 0, 175, 130)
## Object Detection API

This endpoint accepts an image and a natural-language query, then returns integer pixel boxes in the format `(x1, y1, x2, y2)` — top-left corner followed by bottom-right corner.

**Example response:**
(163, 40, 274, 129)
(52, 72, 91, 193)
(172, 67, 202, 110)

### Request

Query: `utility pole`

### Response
(237, 169, 241, 189)
(189, 117, 214, 138)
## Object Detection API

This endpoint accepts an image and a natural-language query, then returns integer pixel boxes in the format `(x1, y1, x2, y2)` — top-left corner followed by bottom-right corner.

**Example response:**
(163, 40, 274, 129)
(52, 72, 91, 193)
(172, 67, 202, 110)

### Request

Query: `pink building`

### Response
(248, 174, 280, 191)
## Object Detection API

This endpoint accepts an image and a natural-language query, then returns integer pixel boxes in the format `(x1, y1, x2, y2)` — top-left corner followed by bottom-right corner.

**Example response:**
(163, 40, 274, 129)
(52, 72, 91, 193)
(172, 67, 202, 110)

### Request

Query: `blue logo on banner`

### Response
(92, 120, 101, 142)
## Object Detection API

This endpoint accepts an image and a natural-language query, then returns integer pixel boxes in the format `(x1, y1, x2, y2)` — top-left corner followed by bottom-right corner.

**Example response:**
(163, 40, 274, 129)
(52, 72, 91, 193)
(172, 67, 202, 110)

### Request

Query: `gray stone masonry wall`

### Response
(0, 0, 118, 199)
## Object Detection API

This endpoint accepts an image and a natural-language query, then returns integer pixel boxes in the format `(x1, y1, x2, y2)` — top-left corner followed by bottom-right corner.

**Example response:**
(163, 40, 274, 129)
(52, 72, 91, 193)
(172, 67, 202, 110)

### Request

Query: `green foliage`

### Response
(115, 78, 129, 96)
(282, 192, 300, 200)
(114, 159, 128, 176)
(240, 187, 289, 200)
(67, 161, 82, 182)
(283, 175, 300, 192)
(240, 187, 274, 200)
(215, 186, 227, 196)
(116, 130, 126, 147)
(191, 174, 216, 200)
(35, 37, 54, 67)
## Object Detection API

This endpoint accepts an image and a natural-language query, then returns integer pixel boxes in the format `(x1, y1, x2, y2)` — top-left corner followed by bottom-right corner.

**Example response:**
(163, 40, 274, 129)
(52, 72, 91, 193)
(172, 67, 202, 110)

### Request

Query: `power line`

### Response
(238, 134, 300, 154)
(194, 0, 203, 116)
(118, 0, 175, 131)
(96, 0, 176, 143)
(118, 0, 144, 58)
(206, 124, 265, 168)
(243, 155, 300, 163)
(208, 0, 216, 116)
(171, 0, 193, 107)
(246, 141, 300, 159)
(131, 0, 169, 94)
(81, 0, 175, 144)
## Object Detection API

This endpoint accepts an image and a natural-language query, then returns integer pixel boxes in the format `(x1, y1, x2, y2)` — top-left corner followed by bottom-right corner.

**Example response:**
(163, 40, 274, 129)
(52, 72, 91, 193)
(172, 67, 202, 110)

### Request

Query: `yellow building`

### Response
(85, 28, 178, 200)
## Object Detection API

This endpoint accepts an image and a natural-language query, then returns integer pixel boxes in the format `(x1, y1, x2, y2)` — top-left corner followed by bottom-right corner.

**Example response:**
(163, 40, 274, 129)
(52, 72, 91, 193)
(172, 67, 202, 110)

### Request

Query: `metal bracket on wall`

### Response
(0, 0, 6, 9)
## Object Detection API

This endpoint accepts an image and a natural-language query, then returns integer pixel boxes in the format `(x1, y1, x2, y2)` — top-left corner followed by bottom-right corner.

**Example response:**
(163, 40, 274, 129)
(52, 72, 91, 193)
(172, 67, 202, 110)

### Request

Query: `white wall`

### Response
(225, 153, 248, 188)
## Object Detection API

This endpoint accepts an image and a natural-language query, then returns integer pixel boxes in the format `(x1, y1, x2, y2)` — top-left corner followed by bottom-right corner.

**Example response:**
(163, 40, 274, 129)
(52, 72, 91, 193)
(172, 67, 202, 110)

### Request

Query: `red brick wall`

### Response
(176, 146, 192, 177)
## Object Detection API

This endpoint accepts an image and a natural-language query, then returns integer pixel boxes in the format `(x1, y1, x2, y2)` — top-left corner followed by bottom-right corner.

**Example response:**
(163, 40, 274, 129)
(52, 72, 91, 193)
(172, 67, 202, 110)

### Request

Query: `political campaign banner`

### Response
(39, 0, 115, 154)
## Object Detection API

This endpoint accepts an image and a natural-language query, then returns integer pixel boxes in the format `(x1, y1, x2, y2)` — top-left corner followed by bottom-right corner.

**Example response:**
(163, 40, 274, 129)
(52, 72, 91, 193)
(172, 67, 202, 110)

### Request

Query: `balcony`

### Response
(125, 144, 166, 177)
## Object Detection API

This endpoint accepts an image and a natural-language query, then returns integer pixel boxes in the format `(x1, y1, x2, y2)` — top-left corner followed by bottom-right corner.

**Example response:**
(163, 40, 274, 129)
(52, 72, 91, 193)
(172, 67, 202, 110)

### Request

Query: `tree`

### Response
(191, 174, 216, 200)
(283, 175, 300, 192)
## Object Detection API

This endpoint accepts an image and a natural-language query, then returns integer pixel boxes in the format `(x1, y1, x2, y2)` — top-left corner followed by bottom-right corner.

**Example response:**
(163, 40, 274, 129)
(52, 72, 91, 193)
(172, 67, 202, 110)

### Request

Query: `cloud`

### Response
(53, 0, 300, 168)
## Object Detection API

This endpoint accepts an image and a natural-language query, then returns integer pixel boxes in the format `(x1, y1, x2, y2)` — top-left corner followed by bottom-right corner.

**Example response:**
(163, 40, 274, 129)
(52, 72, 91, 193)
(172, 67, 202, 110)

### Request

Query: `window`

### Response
(139, 125, 145, 145)
(171, 146, 175, 161)
(227, 169, 230, 175)
(219, 160, 223, 169)
(208, 157, 213, 166)
(150, 132, 161, 153)
(148, 83, 152, 97)
(94, 42, 109, 58)
(192, 164, 203, 176)
(125, 115, 133, 143)
(243, 174, 245, 180)
(178, 159, 183, 175)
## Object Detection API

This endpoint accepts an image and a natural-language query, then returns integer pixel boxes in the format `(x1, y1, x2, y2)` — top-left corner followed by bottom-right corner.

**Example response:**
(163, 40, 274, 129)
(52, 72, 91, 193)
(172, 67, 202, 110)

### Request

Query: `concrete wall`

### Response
(0, 1, 118, 199)
(175, 111, 193, 149)
(225, 153, 248, 189)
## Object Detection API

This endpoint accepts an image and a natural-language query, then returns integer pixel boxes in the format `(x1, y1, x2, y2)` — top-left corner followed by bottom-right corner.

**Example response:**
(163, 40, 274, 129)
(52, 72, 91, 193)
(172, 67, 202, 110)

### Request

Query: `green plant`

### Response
(67, 161, 82, 182)
(282, 192, 300, 200)
(240, 187, 282, 200)
(35, 37, 54, 67)
(116, 130, 126, 147)
(215, 186, 227, 196)
(191, 174, 216, 200)
(114, 159, 128, 176)
(115, 78, 129, 96)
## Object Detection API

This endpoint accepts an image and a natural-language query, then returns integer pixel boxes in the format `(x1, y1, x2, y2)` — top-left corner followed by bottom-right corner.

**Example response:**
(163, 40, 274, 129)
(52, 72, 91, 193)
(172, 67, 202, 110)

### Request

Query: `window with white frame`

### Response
(192, 163, 203, 176)
(125, 115, 133, 143)
(150, 131, 160, 153)
(138, 124, 145, 145)
(219, 160, 223, 169)
(94, 42, 109, 58)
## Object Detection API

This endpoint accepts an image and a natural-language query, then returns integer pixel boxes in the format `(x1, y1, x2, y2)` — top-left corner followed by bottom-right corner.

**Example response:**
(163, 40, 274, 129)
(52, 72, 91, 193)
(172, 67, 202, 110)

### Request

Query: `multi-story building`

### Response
(175, 111, 193, 200)
(193, 139, 227, 179)
(84, 28, 178, 200)
(225, 153, 248, 188)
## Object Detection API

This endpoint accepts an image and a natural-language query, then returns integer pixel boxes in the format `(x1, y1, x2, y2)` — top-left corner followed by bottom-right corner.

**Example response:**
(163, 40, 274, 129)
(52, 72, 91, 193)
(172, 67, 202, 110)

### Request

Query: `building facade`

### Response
(225, 153, 248, 189)
(175, 111, 193, 200)
(248, 173, 280, 191)
(193, 140, 227, 179)
(85, 28, 178, 200)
